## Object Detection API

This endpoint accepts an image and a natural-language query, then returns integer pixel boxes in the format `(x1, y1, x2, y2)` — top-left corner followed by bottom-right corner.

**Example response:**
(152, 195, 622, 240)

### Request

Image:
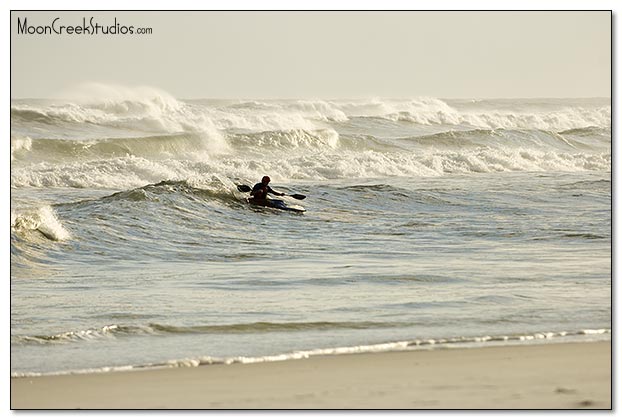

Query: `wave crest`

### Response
(11, 206, 71, 241)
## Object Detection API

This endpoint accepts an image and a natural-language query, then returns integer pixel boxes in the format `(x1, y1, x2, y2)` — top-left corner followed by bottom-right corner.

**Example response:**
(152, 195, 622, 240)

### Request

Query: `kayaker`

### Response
(249, 176, 285, 205)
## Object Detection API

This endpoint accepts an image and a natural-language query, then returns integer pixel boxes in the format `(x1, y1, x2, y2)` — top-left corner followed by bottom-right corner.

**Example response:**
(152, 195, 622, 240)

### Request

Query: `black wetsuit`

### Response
(250, 182, 282, 204)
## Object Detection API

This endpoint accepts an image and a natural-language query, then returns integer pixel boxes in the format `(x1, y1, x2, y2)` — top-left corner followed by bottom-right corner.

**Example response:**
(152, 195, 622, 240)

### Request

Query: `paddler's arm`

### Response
(267, 186, 285, 196)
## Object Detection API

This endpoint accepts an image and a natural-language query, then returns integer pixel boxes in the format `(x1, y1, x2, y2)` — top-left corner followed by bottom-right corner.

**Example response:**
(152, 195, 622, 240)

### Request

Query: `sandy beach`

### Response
(11, 341, 611, 409)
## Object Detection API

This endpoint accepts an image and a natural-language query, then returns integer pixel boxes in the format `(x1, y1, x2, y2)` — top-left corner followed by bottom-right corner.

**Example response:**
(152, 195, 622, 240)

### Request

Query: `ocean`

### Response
(10, 85, 611, 376)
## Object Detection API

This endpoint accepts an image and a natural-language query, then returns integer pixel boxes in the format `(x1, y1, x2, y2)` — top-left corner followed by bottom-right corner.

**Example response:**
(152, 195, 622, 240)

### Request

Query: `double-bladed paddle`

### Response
(237, 184, 306, 200)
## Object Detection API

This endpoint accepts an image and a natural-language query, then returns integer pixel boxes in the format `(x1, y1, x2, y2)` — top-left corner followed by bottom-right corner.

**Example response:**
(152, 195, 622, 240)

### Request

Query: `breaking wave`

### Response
(11, 206, 71, 241)
(12, 85, 610, 189)
(10, 144, 610, 189)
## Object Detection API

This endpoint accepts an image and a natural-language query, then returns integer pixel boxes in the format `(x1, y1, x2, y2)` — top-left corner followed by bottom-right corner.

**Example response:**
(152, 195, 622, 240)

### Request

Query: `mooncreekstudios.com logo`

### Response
(16, 16, 153, 35)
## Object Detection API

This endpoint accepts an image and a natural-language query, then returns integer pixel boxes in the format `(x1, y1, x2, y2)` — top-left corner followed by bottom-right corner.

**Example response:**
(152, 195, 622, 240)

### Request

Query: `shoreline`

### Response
(11, 340, 611, 409)
(12, 329, 611, 378)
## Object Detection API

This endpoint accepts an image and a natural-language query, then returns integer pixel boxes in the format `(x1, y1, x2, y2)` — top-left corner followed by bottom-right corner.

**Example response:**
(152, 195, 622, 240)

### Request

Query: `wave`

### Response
(10, 135, 32, 161)
(11, 148, 611, 189)
(12, 85, 611, 138)
(11, 206, 71, 241)
(12, 321, 408, 345)
(559, 126, 610, 136)
(12, 84, 227, 147)
(10, 85, 611, 188)
(13, 99, 610, 133)
(10, 133, 228, 162)
(11, 84, 329, 137)
(11, 328, 611, 377)
(11, 127, 608, 167)
(220, 97, 611, 132)
(375, 105, 610, 132)
(227, 128, 340, 150)
(97, 179, 243, 205)
(10, 178, 245, 245)
(396, 128, 608, 151)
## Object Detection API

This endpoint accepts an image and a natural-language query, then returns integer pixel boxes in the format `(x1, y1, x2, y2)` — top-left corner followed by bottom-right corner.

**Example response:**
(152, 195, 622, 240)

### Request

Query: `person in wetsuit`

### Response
(249, 176, 285, 206)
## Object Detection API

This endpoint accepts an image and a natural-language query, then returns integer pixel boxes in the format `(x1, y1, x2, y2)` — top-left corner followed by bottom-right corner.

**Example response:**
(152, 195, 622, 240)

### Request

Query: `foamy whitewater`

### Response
(11, 84, 611, 376)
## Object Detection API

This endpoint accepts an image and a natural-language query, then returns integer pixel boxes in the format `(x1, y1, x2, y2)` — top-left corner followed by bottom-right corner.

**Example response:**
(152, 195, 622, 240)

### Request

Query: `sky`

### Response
(10, 10, 611, 99)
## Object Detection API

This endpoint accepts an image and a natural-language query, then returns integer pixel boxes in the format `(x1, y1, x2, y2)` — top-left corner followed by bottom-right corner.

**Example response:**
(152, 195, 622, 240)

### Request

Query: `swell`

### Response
(12, 321, 408, 345)
(10, 179, 243, 254)
(396, 128, 610, 151)
(11, 107, 59, 124)
(94, 179, 243, 205)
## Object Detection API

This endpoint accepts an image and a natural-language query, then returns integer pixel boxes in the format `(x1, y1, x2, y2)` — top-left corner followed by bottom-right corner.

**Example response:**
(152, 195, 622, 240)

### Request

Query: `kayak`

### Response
(248, 198, 306, 213)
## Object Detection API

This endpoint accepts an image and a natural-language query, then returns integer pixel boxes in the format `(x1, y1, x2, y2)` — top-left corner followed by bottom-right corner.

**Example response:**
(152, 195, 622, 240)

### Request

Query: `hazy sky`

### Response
(11, 11, 611, 99)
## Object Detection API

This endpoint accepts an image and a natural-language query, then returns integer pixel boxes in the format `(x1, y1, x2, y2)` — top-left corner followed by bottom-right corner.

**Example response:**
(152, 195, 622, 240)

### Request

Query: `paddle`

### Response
(237, 184, 306, 200)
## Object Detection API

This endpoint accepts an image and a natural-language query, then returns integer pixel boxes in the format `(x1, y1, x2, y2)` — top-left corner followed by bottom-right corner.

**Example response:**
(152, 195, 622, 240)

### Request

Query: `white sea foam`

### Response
(14, 83, 228, 143)
(10, 135, 32, 161)
(10, 146, 611, 189)
(60, 82, 183, 114)
(11, 206, 71, 241)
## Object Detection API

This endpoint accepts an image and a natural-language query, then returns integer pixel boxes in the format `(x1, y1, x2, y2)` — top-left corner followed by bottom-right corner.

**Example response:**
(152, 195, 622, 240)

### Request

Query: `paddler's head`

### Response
(262, 176, 271, 185)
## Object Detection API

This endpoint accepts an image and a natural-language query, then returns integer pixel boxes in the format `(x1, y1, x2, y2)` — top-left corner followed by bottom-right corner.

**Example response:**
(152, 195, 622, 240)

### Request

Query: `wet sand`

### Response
(11, 341, 611, 409)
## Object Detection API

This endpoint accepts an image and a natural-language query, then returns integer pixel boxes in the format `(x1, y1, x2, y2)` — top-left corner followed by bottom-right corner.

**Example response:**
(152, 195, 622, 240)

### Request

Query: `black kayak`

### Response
(248, 198, 306, 213)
